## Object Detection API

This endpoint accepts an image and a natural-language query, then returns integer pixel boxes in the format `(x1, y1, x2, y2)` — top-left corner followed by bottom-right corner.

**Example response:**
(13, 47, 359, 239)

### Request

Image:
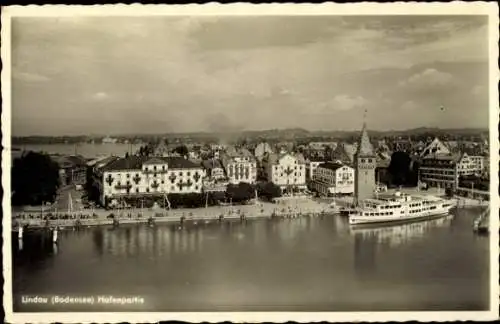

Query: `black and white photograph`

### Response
(2, 3, 499, 323)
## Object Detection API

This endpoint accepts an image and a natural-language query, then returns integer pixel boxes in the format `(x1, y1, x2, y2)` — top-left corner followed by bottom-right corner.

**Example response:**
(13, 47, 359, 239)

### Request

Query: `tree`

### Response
(387, 151, 412, 186)
(173, 145, 189, 157)
(226, 182, 255, 203)
(84, 166, 101, 204)
(12, 151, 60, 206)
(257, 182, 282, 201)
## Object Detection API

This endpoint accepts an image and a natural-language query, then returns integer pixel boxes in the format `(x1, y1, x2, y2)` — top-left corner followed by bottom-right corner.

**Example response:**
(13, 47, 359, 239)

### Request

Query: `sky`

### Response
(11, 15, 490, 136)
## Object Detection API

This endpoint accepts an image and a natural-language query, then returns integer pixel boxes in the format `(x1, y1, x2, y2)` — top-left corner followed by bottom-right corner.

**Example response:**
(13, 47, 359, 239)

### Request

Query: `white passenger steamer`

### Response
(349, 191, 454, 225)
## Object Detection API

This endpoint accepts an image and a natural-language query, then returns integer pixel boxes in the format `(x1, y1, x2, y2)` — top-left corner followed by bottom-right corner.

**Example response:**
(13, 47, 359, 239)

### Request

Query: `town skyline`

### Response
(12, 15, 489, 136)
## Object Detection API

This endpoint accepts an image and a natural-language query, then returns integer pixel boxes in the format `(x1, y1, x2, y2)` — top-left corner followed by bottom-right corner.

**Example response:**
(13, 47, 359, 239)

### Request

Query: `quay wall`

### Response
(13, 199, 333, 229)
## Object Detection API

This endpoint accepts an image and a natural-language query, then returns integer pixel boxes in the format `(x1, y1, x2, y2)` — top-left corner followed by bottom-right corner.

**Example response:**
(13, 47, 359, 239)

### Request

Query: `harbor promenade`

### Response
(13, 197, 333, 229)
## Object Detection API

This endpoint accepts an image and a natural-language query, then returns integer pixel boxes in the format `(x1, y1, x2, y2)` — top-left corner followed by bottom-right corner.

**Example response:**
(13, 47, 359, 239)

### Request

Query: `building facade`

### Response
(419, 154, 459, 190)
(305, 157, 324, 182)
(263, 153, 307, 193)
(220, 148, 257, 184)
(201, 159, 226, 181)
(309, 162, 354, 196)
(99, 156, 206, 206)
(354, 123, 377, 205)
(254, 142, 274, 163)
(56, 155, 87, 187)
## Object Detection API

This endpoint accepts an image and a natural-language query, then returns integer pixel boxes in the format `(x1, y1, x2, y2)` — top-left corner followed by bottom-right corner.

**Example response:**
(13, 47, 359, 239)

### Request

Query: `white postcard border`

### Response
(2, 2, 499, 323)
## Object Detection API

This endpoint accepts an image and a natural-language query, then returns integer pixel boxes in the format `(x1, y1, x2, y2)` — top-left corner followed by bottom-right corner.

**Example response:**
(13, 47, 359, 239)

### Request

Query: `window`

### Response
(146, 188, 150, 193)
(162, 165, 165, 171)
(187, 172, 191, 176)
(127, 174, 130, 178)
(136, 188, 139, 193)
(154, 166, 157, 170)
(179, 172, 183, 176)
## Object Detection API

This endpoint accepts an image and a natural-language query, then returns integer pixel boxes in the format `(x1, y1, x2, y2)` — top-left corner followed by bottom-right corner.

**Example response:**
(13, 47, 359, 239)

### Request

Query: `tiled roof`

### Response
(57, 155, 87, 168)
(318, 162, 345, 172)
(102, 156, 148, 171)
(162, 156, 202, 169)
(202, 159, 223, 170)
(306, 155, 326, 162)
(266, 152, 307, 165)
(143, 157, 166, 165)
(102, 155, 202, 171)
(422, 153, 461, 162)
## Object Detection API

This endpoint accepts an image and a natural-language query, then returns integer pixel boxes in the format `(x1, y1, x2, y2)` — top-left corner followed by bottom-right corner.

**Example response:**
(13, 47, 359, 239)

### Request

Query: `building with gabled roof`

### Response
(331, 142, 355, 165)
(420, 137, 451, 158)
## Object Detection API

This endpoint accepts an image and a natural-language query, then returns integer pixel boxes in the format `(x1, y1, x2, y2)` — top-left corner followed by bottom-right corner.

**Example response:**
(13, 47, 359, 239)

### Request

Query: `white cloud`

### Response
(400, 68, 454, 88)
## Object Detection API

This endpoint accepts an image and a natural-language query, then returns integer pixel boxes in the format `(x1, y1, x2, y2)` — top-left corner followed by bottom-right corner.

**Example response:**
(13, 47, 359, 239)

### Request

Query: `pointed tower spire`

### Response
(357, 121, 375, 157)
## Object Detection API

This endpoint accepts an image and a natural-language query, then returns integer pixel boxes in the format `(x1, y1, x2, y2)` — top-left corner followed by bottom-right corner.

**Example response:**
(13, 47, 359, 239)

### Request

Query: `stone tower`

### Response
(354, 122, 376, 206)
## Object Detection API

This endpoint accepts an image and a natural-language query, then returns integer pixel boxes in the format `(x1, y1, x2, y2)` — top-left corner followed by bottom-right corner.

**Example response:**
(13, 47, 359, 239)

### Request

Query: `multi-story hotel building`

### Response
(262, 153, 307, 193)
(98, 156, 206, 206)
(419, 154, 459, 190)
(309, 162, 355, 197)
(220, 148, 257, 184)
(420, 152, 486, 190)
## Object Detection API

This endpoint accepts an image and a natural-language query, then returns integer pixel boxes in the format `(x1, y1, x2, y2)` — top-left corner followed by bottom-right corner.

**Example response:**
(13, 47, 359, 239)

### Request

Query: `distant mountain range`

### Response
(12, 127, 488, 145)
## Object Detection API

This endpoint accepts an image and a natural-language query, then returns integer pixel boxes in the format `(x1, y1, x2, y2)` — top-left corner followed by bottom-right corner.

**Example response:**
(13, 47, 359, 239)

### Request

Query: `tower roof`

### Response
(356, 123, 375, 157)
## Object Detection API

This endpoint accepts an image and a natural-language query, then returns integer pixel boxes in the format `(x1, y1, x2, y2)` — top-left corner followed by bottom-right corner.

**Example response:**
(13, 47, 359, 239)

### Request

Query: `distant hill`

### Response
(12, 127, 488, 145)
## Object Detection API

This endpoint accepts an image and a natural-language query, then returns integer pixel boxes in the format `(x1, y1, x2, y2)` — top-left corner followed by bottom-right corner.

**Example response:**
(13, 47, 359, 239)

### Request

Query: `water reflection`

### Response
(12, 211, 488, 312)
(351, 215, 454, 247)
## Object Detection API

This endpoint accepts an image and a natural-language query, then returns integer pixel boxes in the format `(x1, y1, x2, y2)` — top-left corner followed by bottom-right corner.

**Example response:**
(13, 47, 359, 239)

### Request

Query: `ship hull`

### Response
(349, 209, 452, 226)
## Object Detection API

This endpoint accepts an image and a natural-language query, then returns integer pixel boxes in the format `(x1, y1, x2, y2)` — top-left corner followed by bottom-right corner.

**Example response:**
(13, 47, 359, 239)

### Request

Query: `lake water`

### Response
(11, 143, 141, 158)
(12, 207, 489, 312)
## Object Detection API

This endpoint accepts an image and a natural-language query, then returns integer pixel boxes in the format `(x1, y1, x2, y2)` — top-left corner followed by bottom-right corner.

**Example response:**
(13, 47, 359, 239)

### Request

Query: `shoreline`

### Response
(13, 199, 333, 230)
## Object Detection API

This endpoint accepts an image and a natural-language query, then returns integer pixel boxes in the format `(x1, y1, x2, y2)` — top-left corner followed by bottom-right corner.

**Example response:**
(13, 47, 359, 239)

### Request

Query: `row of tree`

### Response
(101, 181, 283, 209)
